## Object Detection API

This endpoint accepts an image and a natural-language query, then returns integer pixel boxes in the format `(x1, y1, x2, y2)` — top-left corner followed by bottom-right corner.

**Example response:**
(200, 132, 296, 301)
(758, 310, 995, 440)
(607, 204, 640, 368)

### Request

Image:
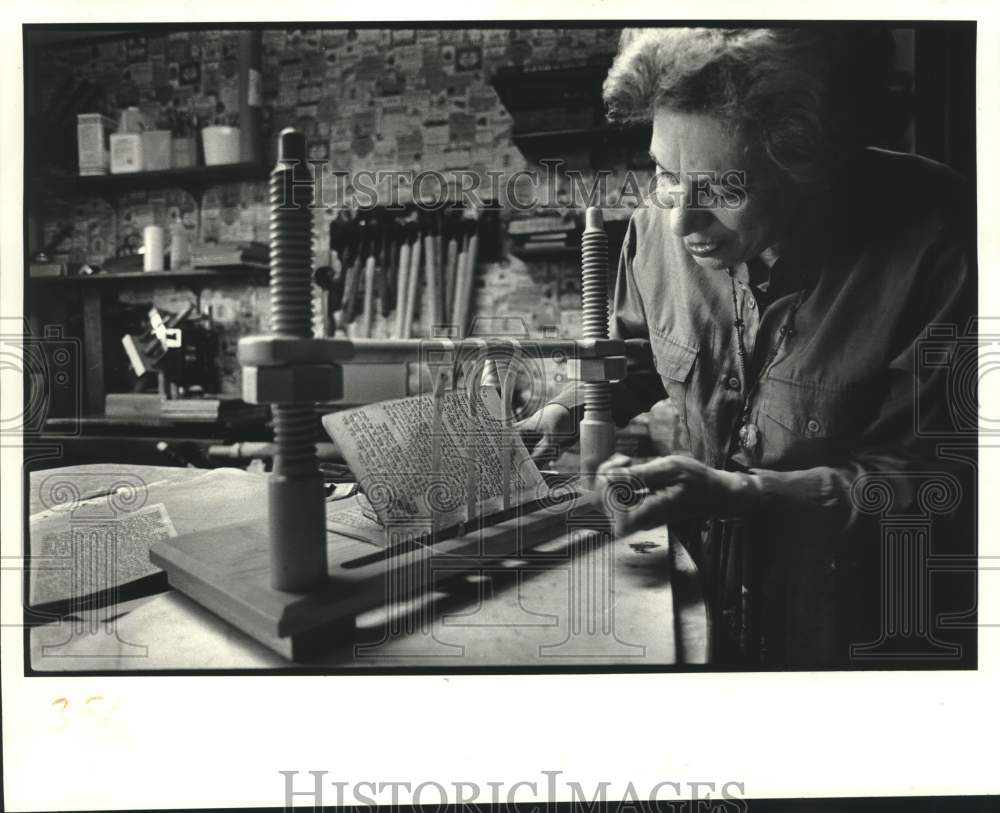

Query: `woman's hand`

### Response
(596, 453, 761, 535)
(514, 403, 577, 467)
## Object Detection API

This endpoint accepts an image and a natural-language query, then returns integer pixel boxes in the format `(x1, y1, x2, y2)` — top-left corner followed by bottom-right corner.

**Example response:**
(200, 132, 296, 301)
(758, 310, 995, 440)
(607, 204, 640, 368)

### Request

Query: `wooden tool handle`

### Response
(444, 235, 459, 324)
(402, 236, 422, 338)
(394, 241, 411, 339)
(359, 256, 376, 338)
(451, 219, 480, 337)
(423, 230, 439, 334)
(450, 233, 469, 329)
(341, 248, 364, 324)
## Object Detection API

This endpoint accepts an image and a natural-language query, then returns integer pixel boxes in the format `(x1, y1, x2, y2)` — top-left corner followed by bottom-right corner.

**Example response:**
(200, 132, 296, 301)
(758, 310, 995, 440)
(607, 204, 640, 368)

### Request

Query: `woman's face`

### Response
(649, 107, 794, 270)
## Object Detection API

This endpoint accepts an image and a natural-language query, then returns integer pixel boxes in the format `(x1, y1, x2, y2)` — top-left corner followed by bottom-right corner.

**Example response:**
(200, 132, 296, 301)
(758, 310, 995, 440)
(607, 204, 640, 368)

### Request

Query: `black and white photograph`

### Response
(1, 6, 997, 812)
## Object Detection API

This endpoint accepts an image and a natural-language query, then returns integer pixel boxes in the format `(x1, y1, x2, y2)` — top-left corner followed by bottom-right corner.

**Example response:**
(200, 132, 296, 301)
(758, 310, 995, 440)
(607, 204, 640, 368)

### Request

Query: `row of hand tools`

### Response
(313, 207, 482, 339)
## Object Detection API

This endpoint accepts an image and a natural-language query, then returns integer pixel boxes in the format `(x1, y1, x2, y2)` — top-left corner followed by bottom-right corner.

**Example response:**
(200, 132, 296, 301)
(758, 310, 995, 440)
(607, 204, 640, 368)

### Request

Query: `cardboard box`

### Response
(171, 136, 197, 168)
(76, 113, 116, 175)
(141, 130, 172, 171)
(29, 262, 65, 278)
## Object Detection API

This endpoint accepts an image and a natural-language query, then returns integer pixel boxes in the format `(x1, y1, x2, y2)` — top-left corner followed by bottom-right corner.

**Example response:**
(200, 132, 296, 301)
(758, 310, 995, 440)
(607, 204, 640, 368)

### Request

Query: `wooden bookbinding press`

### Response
(150, 129, 639, 660)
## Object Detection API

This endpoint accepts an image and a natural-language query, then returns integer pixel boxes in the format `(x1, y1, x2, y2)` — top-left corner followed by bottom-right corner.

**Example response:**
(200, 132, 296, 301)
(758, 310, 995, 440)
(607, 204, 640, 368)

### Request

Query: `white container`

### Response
(118, 106, 147, 133)
(201, 126, 241, 165)
(141, 130, 172, 171)
(143, 225, 165, 272)
(110, 133, 143, 174)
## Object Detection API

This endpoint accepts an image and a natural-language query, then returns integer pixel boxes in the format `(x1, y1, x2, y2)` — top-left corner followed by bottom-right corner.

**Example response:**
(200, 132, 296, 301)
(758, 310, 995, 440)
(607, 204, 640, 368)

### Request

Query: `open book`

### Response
(27, 466, 272, 614)
(322, 387, 550, 545)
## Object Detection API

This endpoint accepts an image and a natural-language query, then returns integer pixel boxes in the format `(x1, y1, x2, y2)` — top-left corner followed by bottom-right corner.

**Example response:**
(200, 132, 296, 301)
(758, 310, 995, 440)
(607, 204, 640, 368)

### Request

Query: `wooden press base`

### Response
(150, 494, 602, 662)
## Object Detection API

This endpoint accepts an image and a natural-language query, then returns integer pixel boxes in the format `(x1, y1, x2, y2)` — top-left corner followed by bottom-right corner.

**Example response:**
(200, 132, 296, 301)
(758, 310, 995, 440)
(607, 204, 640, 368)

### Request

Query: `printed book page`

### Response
(27, 467, 269, 608)
(322, 387, 548, 532)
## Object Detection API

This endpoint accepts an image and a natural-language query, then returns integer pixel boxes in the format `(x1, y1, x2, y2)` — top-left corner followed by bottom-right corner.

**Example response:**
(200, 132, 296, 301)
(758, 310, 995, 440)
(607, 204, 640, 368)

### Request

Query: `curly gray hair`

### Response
(604, 27, 892, 187)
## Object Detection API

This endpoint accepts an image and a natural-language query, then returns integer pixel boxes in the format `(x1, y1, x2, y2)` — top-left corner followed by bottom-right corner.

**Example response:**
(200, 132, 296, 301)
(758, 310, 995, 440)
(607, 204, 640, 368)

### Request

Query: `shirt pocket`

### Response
(649, 331, 700, 450)
(755, 376, 867, 468)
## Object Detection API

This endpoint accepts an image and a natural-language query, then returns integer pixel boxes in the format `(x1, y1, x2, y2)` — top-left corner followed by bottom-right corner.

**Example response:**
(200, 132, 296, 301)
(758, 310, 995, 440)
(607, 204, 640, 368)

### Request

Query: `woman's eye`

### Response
(655, 170, 680, 187)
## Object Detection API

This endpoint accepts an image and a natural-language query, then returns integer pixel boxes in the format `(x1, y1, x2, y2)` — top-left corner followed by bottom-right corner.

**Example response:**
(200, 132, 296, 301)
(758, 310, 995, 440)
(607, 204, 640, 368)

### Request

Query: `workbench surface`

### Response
(27, 465, 707, 670)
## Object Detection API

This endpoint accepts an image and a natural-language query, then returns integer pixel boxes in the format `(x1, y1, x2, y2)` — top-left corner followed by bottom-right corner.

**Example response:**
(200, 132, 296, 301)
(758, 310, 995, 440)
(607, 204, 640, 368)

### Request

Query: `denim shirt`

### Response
(552, 148, 975, 665)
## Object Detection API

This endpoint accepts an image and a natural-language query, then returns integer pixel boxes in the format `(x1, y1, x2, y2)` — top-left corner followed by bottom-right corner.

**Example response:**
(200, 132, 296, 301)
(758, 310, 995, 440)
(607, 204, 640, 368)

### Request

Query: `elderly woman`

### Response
(520, 28, 974, 667)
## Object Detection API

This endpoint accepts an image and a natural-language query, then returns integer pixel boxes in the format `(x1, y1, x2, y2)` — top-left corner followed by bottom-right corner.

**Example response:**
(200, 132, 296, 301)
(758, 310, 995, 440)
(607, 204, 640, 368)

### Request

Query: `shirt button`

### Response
(806, 418, 821, 434)
(726, 376, 741, 391)
(748, 299, 756, 309)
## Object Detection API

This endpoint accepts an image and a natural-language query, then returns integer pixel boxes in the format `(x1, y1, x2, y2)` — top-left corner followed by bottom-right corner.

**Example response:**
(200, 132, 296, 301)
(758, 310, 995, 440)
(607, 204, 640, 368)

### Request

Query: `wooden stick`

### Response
(359, 256, 376, 338)
(378, 220, 393, 317)
(450, 231, 469, 331)
(423, 224, 438, 334)
(443, 230, 459, 326)
(402, 233, 422, 338)
(340, 217, 366, 325)
(394, 239, 411, 339)
(434, 228, 444, 320)
(460, 221, 480, 337)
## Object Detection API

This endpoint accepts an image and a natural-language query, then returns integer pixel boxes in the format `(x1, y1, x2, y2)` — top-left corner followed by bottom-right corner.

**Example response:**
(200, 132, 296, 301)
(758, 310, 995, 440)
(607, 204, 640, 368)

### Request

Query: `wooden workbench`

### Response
(27, 465, 708, 670)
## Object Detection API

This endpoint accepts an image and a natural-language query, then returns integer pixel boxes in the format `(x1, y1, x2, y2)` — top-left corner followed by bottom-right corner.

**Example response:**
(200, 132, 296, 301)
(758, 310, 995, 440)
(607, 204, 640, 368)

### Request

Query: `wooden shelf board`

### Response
(36, 162, 268, 196)
(29, 265, 269, 284)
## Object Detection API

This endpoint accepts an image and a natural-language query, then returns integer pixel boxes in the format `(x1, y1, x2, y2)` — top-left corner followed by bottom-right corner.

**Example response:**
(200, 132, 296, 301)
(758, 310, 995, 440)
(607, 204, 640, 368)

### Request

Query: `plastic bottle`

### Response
(170, 217, 191, 271)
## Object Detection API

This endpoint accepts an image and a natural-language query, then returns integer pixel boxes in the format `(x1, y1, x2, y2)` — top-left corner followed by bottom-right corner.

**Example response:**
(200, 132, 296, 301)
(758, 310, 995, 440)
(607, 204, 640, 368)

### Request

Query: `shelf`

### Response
(513, 126, 609, 142)
(35, 162, 268, 199)
(513, 124, 650, 145)
(489, 61, 651, 160)
(29, 265, 270, 284)
(510, 244, 580, 259)
(490, 59, 614, 110)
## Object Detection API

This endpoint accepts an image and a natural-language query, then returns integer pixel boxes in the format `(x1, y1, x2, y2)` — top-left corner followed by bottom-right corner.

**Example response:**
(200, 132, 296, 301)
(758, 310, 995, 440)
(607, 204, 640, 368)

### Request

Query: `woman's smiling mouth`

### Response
(685, 240, 721, 257)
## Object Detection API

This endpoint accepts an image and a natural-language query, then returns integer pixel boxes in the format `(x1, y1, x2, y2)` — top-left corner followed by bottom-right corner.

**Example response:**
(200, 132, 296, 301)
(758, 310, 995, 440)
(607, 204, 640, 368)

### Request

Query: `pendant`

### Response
(738, 422, 760, 453)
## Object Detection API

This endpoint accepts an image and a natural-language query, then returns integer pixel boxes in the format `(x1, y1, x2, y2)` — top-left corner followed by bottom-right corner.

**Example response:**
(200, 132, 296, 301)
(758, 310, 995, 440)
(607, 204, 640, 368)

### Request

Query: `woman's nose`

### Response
(669, 198, 713, 237)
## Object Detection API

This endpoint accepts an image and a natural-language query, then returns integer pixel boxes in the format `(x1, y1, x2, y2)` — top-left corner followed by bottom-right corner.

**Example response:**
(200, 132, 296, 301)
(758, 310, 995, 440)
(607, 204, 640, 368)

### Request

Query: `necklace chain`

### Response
(728, 270, 804, 450)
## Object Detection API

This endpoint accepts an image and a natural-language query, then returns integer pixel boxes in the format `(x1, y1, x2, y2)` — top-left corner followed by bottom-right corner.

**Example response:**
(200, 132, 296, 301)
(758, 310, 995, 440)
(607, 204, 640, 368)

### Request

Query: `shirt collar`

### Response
(734, 199, 830, 295)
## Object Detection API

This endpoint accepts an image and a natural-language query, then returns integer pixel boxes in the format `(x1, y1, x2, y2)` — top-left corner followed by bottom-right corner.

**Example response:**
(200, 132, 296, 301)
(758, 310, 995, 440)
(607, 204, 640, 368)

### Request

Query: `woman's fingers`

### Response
(597, 452, 633, 473)
(596, 454, 644, 532)
(610, 484, 685, 535)
(622, 456, 694, 490)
